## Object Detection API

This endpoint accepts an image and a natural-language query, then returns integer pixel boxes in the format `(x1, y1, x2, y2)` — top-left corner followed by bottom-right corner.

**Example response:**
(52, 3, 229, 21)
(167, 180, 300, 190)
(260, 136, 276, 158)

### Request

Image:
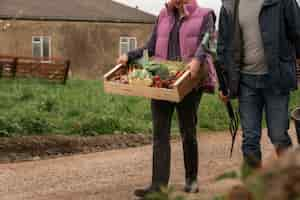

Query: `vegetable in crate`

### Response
(128, 68, 153, 86)
(130, 57, 186, 87)
(143, 62, 170, 80)
(148, 61, 186, 88)
(121, 50, 187, 88)
(131, 50, 185, 80)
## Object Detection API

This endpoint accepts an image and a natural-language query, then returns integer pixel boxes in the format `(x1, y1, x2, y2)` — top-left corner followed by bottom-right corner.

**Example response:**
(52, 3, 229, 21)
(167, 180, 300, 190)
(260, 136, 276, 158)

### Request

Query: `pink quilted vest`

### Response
(154, 0, 217, 92)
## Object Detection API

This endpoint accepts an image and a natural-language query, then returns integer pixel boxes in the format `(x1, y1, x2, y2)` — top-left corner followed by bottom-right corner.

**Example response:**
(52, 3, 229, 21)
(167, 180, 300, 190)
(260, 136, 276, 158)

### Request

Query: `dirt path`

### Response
(0, 131, 297, 200)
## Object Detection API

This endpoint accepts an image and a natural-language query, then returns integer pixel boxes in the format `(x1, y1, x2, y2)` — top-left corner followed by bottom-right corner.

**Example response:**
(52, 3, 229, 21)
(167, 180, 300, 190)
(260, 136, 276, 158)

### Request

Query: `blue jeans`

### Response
(239, 74, 292, 165)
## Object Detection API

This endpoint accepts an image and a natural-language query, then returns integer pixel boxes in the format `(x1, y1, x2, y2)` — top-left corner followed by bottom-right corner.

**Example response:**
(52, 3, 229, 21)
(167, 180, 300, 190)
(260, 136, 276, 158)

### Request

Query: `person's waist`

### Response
(240, 73, 270, 88)
(240, 73, 269, 80)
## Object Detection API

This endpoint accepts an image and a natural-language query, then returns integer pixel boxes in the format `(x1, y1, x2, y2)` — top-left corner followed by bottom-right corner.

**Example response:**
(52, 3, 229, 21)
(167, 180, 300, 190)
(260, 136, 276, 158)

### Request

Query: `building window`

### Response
(32, 36, 51, 58)
(119, 37, 137, 55)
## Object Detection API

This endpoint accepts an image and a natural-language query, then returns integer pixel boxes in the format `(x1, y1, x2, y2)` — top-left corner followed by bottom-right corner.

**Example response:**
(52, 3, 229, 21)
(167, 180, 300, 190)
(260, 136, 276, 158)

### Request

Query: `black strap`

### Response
(233, 0, 240, 23)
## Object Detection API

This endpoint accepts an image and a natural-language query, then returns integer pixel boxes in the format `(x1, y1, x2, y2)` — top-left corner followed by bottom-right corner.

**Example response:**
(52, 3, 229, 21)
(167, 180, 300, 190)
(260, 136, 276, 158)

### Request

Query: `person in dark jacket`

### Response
(117, 0, 216, 197)
(217, 0, 300, 168)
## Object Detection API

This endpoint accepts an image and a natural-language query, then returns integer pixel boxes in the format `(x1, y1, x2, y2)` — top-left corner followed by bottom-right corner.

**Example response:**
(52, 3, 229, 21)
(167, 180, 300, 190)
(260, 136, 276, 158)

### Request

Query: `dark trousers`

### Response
(239, 74, 292, 167)
(150, 89, 202, 188)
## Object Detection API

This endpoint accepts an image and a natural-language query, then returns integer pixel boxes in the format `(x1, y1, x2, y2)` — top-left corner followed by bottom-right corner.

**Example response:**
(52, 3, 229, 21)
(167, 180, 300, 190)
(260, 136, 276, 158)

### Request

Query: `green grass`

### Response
(0, 78, 299, 136)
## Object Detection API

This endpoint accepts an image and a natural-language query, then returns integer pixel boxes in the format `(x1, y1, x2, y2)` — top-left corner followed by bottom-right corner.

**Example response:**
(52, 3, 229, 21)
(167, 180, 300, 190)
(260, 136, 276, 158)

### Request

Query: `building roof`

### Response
(0, 0, 156, 24)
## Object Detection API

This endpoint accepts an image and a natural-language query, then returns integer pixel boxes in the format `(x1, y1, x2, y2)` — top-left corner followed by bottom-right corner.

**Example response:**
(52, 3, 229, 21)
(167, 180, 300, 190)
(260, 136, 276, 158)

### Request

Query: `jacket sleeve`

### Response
(127, 19, 158, 62)
(217, 6, 230, 66)
(194, 13, 216, 63)
(284, 0, 300, 58)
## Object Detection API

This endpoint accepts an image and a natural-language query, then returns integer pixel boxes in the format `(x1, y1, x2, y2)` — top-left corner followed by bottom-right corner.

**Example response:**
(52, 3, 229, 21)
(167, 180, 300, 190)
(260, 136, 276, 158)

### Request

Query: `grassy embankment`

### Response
(0, 79, 299, 136)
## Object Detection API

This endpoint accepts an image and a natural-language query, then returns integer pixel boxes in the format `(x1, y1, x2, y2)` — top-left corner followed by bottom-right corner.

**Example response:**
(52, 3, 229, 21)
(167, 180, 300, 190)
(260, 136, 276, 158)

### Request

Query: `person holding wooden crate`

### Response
(217, 0, 300, 169)
(117, 0, 216, 197)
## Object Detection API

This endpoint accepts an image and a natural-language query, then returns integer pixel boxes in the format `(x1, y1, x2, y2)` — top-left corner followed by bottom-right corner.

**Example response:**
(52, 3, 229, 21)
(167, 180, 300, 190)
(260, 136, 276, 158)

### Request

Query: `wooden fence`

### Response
(0, 56, 70, 84)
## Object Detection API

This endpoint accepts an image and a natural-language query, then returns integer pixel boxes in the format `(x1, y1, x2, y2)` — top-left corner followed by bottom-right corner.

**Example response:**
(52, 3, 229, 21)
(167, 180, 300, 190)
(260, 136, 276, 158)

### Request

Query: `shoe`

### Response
(184, 179, 199, 193)
(134, 186, 159, 198)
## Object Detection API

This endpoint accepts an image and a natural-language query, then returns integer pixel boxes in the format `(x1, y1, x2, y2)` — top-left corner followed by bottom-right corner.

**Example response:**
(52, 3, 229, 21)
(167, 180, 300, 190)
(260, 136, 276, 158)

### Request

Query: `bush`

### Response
(18, 115, 52, 134)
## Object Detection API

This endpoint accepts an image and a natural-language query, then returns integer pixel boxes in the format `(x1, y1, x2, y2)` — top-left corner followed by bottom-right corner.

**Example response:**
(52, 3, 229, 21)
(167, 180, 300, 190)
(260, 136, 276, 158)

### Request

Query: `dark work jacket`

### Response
(217, 0, 300, 98)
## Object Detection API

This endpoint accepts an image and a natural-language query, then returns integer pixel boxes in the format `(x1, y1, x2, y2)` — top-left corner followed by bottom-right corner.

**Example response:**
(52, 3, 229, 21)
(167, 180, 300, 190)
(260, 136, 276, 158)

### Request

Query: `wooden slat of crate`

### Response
(104, 81, 181, 102)
(17, 63, 39, 74)
(104, 64, 124, 80)
(38, 73, 65, 79)
(15, 73, 32, 78)
(2, 72, 14, 78)
(38, 71, 65, 76)
(174, 63, 208, 100)
(0, 55, 70, 83)
(15, 59, 69, 83)
(40, 63, 66, 68)
(48, 75, 65, 79)
(39, 68, 65, 74)
(0, 57, 17, 78)
(174, 71, 199, 100)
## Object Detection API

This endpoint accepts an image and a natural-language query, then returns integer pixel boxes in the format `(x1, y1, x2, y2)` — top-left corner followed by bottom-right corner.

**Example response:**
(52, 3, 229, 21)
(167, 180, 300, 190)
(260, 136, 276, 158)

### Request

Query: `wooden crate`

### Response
(0, 56, 17, 78)
(16, 57, 70, 84)
(104, 64, 207, 102)
(0, 55, 70, 83)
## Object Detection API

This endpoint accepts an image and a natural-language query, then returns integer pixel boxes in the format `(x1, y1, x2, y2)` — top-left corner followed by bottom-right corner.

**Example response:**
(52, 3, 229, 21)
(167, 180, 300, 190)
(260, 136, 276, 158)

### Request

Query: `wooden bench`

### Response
(16, 57, 70, 84)
(0, 56, 70, 84)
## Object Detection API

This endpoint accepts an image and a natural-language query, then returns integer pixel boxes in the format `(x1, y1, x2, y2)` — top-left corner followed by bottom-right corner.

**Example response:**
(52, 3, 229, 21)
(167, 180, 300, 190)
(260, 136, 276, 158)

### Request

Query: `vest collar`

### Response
(183, 0, 198, 17)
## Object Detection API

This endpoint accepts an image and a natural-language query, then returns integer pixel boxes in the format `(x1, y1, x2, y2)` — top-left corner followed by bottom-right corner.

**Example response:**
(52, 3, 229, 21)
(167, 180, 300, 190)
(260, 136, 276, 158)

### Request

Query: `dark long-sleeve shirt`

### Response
(127, 10, 215, 63)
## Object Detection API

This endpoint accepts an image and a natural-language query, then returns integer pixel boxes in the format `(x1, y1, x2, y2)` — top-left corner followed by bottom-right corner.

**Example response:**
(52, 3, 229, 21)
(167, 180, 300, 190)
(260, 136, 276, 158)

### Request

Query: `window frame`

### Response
(119, 36, 137, 56)
(32, 36, 52, 60)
